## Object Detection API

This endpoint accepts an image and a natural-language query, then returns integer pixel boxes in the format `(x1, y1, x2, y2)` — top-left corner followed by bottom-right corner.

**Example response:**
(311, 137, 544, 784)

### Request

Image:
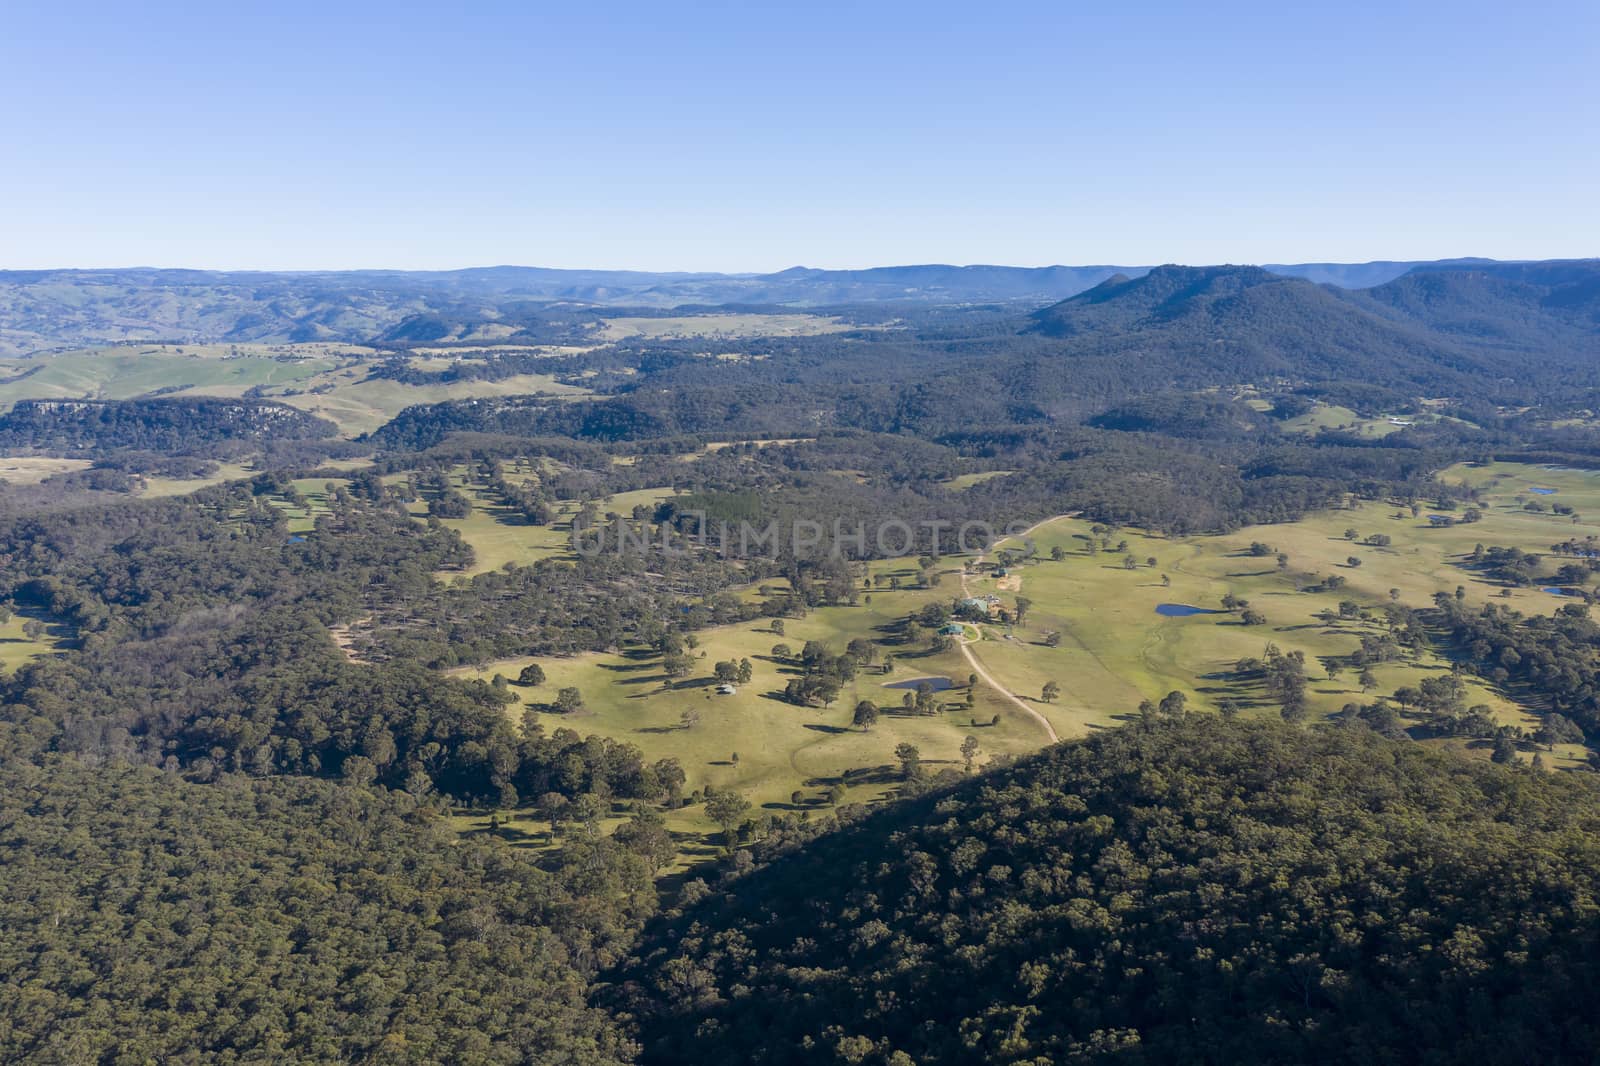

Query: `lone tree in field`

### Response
(1014, 597, 1032, 626)
(771, 643, 792, 661)
(554, 686, 583, 714)
(737, 658, 754, 684)
(679, 708, 700, 731)
(894, 742, 922, 780)
(517, 663, 546, 686)
(853, 700, 879, 731)
(714, 661, 739, 684)
(960, 735, 980, 773)
(1042, 680, 1061, 703)
(704, 789, 751, 852)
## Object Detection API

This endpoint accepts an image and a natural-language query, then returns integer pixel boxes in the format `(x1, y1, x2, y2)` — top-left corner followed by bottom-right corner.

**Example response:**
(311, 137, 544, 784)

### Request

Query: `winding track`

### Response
(956, 515, 1075, 744)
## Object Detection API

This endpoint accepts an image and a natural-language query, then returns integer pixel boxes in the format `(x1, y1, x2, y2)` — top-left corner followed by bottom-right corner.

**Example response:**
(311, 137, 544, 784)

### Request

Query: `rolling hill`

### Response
(619, 717, 1600, 1065)
(1022, 263, 1600, 392)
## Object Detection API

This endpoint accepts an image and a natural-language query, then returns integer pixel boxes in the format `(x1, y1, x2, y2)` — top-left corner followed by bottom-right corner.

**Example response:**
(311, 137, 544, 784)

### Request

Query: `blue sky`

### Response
(2, 1, 1595, 271)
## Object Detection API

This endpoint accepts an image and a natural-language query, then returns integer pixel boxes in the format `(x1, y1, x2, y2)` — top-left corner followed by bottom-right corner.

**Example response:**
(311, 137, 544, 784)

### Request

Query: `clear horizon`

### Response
(1, 255, 1588, 276)
(3, 1, 1596, 272)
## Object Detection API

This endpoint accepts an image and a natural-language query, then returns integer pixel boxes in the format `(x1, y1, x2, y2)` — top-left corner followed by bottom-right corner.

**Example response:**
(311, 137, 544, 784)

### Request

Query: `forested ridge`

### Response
(617, 717, 1600, 1065)
(0, 759, 646, 1065)
(0, 397, 336, 456)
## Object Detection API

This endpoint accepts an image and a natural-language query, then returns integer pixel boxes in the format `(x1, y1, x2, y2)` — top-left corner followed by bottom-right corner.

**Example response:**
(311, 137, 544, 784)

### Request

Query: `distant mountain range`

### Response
(0, 258, 1592, 356)
(1023, 261, 1600, 394)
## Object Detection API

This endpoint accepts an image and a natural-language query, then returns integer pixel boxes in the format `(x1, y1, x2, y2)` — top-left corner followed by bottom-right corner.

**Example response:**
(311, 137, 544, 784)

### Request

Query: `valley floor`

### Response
(443, 460, 1600, 865)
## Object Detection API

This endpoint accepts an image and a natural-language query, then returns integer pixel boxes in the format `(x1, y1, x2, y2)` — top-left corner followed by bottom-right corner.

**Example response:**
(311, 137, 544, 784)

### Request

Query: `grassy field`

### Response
(0, 607, 70, 671)
(955, 461, 1600, 768)
(0, 342, 593, 439)
(940, 470, 1014, 490)
(385, 466, 677, 576)
(0, 457, 94, 484)
(453, 560, 1043, 866)
(431, 460, 1600, 862)
(959, 521, 1519, 726)
(136, 461, 258, 498)
(0, 344, 354, 404)
(270, 368, 590, 437)
(0, 454, 256, 498)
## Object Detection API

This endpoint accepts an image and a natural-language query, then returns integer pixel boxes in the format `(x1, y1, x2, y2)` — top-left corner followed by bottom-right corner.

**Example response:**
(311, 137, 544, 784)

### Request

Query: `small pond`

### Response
(1543, 586, 1582, 597)
(1155, 603, 1222, 617)
(1530, 487, 1558, 495)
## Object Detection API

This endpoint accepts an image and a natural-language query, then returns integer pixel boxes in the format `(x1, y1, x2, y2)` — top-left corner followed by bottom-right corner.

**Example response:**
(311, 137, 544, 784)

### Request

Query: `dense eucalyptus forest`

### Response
(3, 258, 1600, 1062)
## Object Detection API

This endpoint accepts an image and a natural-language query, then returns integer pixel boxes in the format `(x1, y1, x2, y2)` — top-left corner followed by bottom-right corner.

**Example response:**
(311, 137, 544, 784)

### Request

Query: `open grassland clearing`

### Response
(957, 467, 1600, 769)
(1281, 402, 1408, 437)
(0, 343, 355, 405)
(452, 561, 1037, 860)
(428, 460, 1600, 862)
(961, 520, 1519, 730)
(269, 366, 590, 437)
(387, 464, 675, 576)
(246, 476, 351, 533)
(941, 469, 1014, 490)
(0, 456, 93, 483)
(0, 605, 72, 671)
(135, 461, 258, 498)
(0, 341, 593, 439)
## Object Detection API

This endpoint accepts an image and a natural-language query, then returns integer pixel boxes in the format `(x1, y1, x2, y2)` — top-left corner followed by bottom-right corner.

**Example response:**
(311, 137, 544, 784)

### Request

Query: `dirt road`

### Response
(956, 514, 1075, 744)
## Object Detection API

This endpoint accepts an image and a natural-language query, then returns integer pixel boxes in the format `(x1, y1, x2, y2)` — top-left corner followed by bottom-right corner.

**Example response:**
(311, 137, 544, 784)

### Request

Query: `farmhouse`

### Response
(956, 595, 1004, 620)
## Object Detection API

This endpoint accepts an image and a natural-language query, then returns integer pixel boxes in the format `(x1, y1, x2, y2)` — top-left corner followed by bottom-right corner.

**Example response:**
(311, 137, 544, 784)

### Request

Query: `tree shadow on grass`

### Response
(598, 660, 657, 673)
